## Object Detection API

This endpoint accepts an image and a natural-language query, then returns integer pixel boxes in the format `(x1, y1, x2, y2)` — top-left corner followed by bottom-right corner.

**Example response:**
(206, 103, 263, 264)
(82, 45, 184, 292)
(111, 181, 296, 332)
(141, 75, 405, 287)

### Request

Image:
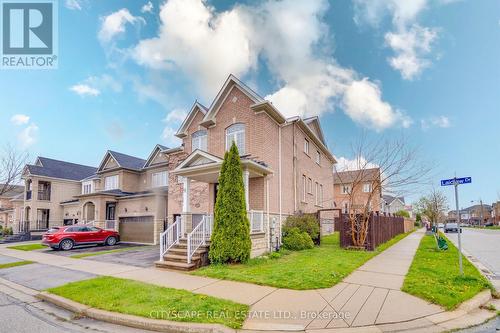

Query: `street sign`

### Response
(440, 177, 472, 186)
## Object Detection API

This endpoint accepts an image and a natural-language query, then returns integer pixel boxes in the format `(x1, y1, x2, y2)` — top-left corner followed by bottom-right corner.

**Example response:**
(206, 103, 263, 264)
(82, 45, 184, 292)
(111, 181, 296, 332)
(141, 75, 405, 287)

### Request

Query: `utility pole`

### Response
(454, 178, 464, 275)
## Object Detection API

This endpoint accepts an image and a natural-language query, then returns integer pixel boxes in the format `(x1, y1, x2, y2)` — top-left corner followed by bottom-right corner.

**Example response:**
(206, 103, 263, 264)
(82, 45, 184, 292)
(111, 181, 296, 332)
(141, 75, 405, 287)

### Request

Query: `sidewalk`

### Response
(0, 230, 490, 332)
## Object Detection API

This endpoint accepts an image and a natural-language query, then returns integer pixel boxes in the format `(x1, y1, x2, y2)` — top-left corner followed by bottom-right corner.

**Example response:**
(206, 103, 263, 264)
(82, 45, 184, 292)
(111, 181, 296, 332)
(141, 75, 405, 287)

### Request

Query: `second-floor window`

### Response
(304, 139, 309, 155)
(191, 130, 207, 151)
(316, 151, 321, 164)
(82, 181, 93, 194)
(104, 175, 119, 190)
(308, 177, 312, 193)
(342, 185, 351, 194)
(37, 181, 51, 201)
(226, 123, 245, 155)
(152, 171, 168, 187)
(363, 183, 372, 193)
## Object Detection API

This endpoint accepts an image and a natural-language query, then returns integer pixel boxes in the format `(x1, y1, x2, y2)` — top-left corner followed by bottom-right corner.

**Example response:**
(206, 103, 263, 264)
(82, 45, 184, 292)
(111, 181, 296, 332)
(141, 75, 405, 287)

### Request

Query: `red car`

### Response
(42, 225, 120, 250)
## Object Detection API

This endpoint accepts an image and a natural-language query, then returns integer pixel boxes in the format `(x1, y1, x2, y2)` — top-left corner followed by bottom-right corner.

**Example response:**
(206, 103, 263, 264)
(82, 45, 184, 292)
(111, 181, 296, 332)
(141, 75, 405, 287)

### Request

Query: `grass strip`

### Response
(48, 276, 248, 329)
(402, 233, 491, 310)
(0, 260, 34, 269)
(7, 244, 46, 251)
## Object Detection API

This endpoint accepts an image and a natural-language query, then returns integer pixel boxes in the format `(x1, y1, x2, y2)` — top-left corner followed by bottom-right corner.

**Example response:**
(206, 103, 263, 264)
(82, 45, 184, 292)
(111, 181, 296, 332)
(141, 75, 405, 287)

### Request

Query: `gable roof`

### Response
(303, 116, 326, 145)
(25, 157, 97, 181)
(200, 74, 264, 127)
(0, 184, 24, 198)
(334, 168, 380, 184)
(382, 195, 405, 205)
(175, 101, 208, 138)
(143, 144, 170, 168)
(98, 151, 146, 172)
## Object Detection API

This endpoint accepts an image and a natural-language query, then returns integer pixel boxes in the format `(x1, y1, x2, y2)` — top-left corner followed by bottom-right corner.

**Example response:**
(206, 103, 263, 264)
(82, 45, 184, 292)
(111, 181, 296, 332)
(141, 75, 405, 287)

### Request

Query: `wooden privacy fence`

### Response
(338, 212, 405, 251)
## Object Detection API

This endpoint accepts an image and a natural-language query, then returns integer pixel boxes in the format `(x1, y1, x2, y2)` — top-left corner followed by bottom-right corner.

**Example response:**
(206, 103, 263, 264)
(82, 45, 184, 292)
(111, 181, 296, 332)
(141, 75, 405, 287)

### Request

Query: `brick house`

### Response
(0, 185, 24, 229)
(333, 168, 381, 214)
(157, 74, 336, 266)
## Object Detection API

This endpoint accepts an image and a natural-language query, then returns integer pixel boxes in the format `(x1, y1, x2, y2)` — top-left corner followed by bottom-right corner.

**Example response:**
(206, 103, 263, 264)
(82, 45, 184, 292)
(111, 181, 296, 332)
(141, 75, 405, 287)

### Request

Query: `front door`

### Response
(105, 203, 116, 220)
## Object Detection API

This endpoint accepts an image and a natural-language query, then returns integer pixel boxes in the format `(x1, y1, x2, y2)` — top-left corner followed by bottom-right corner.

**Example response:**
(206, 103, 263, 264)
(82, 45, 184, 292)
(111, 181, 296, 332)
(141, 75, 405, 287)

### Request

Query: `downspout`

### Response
(278, 125, 282, 246)
(266, 176, 270, 251)
(293, 122, 297, 212)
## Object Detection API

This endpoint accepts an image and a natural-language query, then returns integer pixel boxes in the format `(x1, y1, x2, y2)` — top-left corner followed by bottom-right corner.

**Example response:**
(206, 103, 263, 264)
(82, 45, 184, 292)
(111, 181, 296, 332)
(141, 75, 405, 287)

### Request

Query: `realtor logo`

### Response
(1, 0, 58, 69)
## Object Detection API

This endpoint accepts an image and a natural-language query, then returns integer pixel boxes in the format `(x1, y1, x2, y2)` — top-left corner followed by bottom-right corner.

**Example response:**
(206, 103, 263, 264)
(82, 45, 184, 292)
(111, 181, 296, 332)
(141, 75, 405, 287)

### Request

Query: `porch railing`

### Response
(105, 220, 117, 230)
(187, 215, 213, 264)
(159, 216, 181, 261)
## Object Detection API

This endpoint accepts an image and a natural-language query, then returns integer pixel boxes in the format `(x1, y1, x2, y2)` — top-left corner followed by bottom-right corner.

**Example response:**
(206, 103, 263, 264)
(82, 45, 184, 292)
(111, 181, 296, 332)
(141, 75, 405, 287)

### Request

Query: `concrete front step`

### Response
(155, 260, 198, 271)
(164, 253, 201, 263)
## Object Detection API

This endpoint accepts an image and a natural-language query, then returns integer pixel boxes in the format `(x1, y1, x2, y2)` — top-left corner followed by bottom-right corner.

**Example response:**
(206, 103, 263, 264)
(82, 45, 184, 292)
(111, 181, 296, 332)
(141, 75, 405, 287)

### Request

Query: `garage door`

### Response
(119, 216, 154, 244)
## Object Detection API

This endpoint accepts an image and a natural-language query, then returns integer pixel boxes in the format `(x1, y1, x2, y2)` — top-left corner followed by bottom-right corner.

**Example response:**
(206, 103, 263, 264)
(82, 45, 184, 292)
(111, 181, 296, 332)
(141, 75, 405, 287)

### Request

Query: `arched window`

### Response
(226, 123, 245, 155)
(191, 130, 207, 151)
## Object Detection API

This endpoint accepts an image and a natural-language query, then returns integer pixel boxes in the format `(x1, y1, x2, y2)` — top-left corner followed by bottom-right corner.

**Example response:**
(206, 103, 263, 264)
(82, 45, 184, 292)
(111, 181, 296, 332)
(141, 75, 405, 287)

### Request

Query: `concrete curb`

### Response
(35, 289, 497, 333)
(36, 292, 235, 333)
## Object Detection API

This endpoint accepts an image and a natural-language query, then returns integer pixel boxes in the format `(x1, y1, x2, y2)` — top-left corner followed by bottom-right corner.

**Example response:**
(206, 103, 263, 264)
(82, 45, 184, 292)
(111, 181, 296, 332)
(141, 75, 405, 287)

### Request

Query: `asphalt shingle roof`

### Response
(334, 168, 380, 184)
(27, 157, 97, 181)
(382, 195, 405, 205)
(108, 151, 147, 171)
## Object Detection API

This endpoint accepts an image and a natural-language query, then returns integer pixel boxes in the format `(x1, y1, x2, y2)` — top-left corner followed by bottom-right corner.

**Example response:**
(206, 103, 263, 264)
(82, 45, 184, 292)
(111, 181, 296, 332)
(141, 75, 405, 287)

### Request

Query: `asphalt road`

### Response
(445, 228, 500, 278)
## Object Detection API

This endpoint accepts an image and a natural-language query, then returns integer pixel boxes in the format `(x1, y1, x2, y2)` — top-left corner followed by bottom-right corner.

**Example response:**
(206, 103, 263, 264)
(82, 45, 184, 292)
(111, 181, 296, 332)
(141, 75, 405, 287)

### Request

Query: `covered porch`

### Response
(171, 150, 274, 237)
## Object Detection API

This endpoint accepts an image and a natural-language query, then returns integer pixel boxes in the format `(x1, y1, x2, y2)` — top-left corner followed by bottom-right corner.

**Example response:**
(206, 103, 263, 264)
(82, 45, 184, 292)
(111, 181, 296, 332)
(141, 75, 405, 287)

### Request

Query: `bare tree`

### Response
(0, 144, 29, 196)
(335, 134, 432, 247)
(413, 189, 449, 227)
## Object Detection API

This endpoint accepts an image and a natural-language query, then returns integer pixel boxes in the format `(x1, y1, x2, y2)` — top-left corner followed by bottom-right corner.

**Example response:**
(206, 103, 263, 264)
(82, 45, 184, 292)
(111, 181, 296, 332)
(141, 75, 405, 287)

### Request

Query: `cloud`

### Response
(421, 115, 451, 130)
(385, 25, 438, 80)
(161, 126, 182, 147)
(98, 8, 144, 43)
(10, 114, 30, 125)
(69, 84, 100, 97)
(132, 0, 404, 131)
(343, 79, 412, 131)
(18, 123, 38, 148)
(335, 156, 379, 172)
(353, 0, 446, 80)
(165, 108, 187, 123)
(141, 1, 154, 13)
(65, 0, 83, 10)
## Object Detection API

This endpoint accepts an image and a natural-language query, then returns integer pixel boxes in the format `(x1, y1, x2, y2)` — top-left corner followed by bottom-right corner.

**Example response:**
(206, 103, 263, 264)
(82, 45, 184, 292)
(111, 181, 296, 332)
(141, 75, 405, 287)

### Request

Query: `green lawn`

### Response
(7, 243, 46, 251)
(402, 234, 491, 310)
(0, 260, 34, 269)
(69, 246, 152, 259)
(48, 276, 248, 329)
(192, 231, 413, 290)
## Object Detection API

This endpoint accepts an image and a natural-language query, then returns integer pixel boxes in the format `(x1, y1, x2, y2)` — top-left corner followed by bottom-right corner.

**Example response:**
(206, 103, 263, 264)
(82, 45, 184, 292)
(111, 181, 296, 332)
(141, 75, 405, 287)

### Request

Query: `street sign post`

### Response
(441, 176, 472, 275)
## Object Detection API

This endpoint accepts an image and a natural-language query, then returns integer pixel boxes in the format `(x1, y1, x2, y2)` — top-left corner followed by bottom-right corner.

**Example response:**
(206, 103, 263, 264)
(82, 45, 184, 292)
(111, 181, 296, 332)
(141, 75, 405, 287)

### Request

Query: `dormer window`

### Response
(226, 123, 245, 155)
(82, 181, 93, 194)
(191, 130, 207, 151)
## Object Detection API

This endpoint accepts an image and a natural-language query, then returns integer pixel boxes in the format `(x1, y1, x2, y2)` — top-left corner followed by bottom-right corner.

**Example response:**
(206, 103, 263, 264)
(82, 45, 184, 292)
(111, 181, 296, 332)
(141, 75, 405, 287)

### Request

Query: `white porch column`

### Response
(243, 170, 250, 211)
(182, 177, 190, 213)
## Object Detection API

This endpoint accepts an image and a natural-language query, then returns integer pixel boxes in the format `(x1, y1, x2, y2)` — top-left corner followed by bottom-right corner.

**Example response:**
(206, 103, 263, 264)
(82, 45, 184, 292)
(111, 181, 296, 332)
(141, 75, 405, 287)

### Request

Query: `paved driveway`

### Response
(85, 245, 159, 268)
(38, 242, 143, 257)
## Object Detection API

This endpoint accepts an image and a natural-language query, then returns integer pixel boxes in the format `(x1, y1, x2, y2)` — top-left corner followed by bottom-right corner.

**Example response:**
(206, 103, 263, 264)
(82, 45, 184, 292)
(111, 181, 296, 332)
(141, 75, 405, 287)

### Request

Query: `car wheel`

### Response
(59, 239, 74, 251)
(105, 236, 117, 246)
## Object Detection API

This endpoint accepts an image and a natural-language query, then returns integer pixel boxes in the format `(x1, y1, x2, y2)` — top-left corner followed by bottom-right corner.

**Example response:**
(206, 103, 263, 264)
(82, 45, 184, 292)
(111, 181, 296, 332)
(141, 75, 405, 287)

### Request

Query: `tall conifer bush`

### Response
(209, 142, 251, 264)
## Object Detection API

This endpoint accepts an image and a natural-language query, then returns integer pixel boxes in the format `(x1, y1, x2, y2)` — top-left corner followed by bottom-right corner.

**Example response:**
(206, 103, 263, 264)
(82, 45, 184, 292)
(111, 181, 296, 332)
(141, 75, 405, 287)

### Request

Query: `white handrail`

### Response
(187, 215, 213, 264)
(159, 217, 180, 261)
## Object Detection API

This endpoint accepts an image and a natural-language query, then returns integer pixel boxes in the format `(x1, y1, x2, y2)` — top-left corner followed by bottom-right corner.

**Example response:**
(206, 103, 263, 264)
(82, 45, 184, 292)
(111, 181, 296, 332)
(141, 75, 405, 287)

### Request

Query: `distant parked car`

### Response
(485, 221, 494, 227)
(444, 222, 462, 233)
(42, 226, 120, 250)
(438, 223, 444, 229)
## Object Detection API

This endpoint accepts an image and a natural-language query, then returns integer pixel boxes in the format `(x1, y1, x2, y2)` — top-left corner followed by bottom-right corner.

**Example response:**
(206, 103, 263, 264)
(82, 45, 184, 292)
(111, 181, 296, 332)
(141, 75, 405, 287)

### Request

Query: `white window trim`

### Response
(152, 171, 168, 188)
(319, 184, 323, 207)
(307, 177, 312, 194)
(191, 130, 208, 152)
(104, 175, 119, 190)
(341, 185, 351, 195)
(302, 175, 307, 202)
(316, 150, 321, 164)
(82, 181, 93, 194)
(304, 139, 309, 155)
(315, 182, 319, 206)
(363, 183, 372, 193)
(226, 123, 245, 155)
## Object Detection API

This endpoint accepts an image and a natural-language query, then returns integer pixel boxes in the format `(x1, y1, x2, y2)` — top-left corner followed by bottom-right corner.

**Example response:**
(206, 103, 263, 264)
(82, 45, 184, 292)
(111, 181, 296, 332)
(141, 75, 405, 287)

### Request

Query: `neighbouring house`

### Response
(333, 168, 381, 214)
(492, 202, 500, 225)
(20, 157, 97, 233)
(448, 204, 492, 225)
(72, 146, 170, 244)
(157, 74, 336, 268)
(380, 195, 406, 215)
(0, 185, 24, 229)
